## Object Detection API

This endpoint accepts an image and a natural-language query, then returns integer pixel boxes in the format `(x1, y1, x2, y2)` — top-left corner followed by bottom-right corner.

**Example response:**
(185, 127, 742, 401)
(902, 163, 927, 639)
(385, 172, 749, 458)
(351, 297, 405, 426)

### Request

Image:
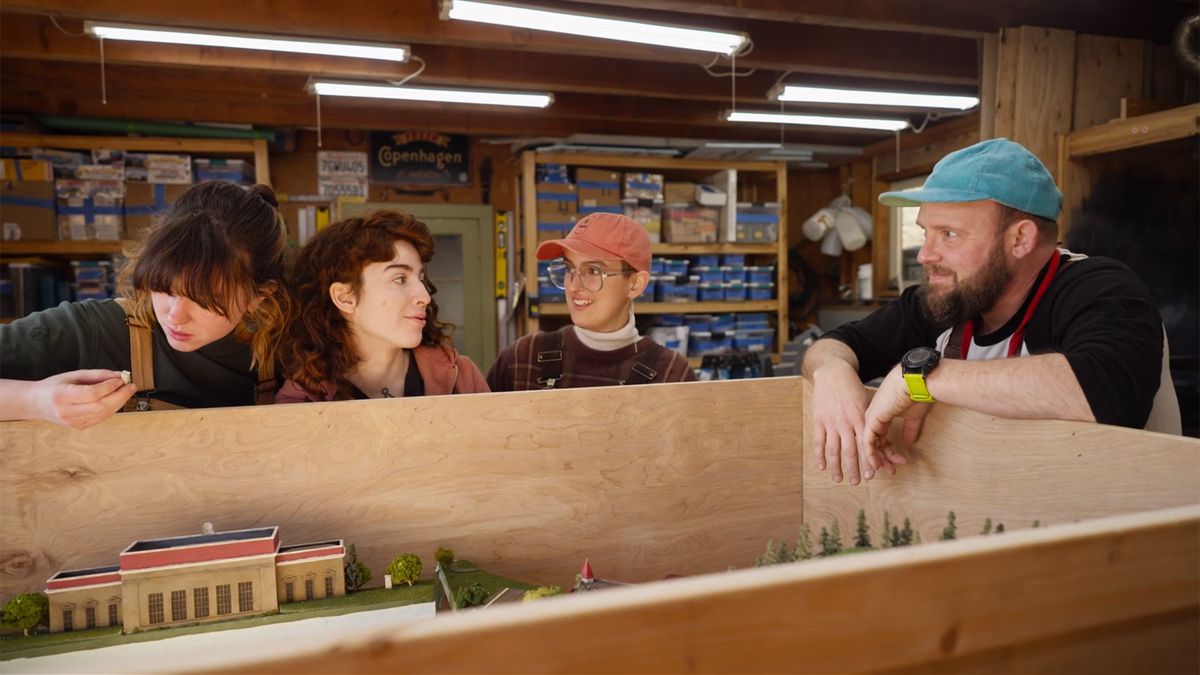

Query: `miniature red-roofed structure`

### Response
(580, 558, 594, 583)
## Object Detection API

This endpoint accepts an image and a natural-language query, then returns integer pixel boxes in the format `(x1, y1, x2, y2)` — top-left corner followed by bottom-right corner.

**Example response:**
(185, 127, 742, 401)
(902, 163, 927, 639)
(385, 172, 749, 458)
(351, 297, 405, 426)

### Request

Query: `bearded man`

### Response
(802, 138, 1180, 486)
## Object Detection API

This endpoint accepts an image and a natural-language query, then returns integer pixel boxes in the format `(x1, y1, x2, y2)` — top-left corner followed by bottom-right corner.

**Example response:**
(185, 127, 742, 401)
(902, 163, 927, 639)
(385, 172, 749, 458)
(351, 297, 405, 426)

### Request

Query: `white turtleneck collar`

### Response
(573, 311, 640, 351)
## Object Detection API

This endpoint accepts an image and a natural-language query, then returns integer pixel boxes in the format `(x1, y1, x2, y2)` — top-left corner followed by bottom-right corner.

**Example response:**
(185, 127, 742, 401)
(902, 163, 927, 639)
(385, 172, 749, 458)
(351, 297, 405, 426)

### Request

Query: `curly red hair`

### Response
(281, 210, 451, 399)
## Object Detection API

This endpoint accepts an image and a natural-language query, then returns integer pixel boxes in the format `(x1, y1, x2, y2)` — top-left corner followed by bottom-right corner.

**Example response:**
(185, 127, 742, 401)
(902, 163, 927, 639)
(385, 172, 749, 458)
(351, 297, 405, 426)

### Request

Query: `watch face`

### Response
(903, 346, 938, 369)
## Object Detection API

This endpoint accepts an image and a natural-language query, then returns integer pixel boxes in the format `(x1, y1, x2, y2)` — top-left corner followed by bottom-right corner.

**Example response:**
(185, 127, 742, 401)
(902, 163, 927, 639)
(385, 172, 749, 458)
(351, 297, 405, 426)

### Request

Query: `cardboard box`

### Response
(663, 205, 719, 243)
(75, 164, 126, 181)
(126, 153, 193, 184)
(124, 182, 190, 240)
(733, 202, 781, 243)
(576, 167, 621, 208)
(623, 172, 663, 200)
(536, 182, 577, 219)
(622, 197, 663, 243)
(56, 180, 124, 241)
(0, 181, 57, 240)
(663, 182, 695, 204)
(0, 159, 54, 182)
(32, 148, 91, 179)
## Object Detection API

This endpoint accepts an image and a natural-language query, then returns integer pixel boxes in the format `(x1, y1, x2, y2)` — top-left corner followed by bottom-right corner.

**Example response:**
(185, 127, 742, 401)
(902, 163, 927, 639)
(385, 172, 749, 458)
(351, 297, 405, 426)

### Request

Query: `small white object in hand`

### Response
(121, 370, 133, 385)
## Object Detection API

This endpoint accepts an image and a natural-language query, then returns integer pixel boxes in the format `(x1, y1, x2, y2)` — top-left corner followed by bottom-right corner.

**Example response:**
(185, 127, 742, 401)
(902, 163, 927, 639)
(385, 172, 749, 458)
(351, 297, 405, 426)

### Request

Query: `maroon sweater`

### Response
(487, 326, 695, 391)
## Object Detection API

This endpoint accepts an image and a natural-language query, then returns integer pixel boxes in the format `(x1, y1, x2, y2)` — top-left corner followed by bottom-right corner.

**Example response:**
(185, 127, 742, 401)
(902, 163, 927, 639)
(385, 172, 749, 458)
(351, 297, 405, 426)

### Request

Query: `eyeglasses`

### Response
(546, 262, 634, 292)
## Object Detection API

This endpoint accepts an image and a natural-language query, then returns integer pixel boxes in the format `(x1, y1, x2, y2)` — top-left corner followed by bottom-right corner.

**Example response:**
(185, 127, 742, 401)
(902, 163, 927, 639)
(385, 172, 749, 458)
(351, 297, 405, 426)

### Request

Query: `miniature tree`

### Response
(940, 511, 957, 541)
(793, 523, 813, 561)
(889, 525, 902, 547)
(981, 518, 993, 535)
(1, 593, 48, 637)
(434, 547, 455, 571)
(776, 540, 790, 564)
(913, 530, 922, 544)
(387, 554, 423, 587)
(455, 582, 490, 608)
(995, 523, 1005, 533)
(523, 586, 564, 602)
(854, 509, 871, 549)
(1032, 520, 1041, 528)
(757, 539, 785, 567)
(818, 521, 844, 557)
(900, 518, 913, 546)
(343, 544, 372, 593)
(880, 513, 893, 549)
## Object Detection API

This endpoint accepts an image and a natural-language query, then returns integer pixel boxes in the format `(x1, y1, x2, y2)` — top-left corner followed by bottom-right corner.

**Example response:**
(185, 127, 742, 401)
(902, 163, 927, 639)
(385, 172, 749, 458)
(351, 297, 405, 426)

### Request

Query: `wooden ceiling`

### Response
(0, 0, 1191, 152)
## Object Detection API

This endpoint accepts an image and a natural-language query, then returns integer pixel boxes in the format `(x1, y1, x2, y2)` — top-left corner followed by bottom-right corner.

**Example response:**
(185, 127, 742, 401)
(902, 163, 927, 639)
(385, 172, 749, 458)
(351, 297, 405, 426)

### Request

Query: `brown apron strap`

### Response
(943, 323, 966, 360)
(255, 360, 275, 405)
(114, 297, 156, 393)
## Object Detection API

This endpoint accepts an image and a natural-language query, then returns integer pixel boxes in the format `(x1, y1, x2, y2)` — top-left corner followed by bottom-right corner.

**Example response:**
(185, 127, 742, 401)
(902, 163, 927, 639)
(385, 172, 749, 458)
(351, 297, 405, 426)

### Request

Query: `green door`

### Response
(337, 203, 496, 372)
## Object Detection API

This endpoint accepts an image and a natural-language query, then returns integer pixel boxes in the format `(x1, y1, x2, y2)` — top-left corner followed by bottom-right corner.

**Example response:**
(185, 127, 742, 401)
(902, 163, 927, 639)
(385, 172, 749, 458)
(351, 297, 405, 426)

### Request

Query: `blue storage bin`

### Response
(657, 274, 699, 302)
(641, 275, 658, 301)
(699, 281, 724, 301)
(738, 312, 770, 324)
(734, 328, 774, 352)
(695, 254, 720, 267)
(722, 254, 746, 267)
(747, 282, 774, 300)
(687, 330, 734, 357)
(538, 276, 565, 303)
(692, 266, 724, 283)
(746, 266, 775, 284)
(684, 314, 712, 332)
(711, 313, 736, 332)
(663, 258, 689, 276)
(656, 314, 686, 326)
(650, 257, 667, 275)
(721, 265, 746, 283)
(724, 281, 747, 301)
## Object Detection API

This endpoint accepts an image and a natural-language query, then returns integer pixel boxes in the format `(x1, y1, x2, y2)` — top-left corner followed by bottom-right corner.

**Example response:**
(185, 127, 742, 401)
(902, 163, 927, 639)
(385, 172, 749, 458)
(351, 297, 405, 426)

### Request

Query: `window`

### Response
(171, 590, 187, 622)
(62, 609, 73, 631)
(324, 575, 334, 598)
(194, 588, 209, 618)
(237, 581, 253, 612)
(285, 581, 294, 603)
(108, 603, 119, 627)
(305, 578, 314, 601)
(147, 593, 164, 625)
(85, 606, 96, 629)
(216, 584, 232, 615)
(887, 174, 929, 292)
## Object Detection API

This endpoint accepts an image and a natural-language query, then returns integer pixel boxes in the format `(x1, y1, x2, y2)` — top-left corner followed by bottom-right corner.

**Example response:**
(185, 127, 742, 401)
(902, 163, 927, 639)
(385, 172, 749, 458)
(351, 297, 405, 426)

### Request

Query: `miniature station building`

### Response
(44, 526, 346, 633)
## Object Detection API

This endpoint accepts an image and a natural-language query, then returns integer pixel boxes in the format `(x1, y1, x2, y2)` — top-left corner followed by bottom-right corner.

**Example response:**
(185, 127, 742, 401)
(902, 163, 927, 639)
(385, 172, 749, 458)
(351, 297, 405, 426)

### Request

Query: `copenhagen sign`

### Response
(369, 131, 471, 187)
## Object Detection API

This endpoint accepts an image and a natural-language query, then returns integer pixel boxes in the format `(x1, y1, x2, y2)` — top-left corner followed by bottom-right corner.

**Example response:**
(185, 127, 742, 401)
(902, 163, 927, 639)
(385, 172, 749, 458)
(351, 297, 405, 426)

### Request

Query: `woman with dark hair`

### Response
(275, 209, 488, 402)
(0, 180, 290, 429)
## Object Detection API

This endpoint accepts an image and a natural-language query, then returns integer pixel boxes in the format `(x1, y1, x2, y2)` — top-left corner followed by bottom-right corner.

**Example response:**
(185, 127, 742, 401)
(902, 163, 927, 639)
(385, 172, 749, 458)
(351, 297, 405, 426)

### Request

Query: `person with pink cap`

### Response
(487, 212, 694, 390)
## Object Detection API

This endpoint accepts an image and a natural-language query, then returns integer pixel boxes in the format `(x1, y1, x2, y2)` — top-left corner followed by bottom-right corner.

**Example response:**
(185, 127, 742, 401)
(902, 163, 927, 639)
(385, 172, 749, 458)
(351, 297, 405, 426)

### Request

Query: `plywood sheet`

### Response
(0, 379, 806, 599)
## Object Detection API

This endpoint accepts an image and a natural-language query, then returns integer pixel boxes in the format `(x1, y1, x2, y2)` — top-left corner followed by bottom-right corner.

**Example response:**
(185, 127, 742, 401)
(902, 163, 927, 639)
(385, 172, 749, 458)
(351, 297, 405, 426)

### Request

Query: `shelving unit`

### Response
(518, 150, 789, 359)
(1, 133, 271, 320)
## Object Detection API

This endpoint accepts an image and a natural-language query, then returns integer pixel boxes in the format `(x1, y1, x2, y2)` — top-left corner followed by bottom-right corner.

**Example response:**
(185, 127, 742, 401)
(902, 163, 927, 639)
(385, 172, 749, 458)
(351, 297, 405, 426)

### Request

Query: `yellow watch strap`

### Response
(903, 372, 935, 402)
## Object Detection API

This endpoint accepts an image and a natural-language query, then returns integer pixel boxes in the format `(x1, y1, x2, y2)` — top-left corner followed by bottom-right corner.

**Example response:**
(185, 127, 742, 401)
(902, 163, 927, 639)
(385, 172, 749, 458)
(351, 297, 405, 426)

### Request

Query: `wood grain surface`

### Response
(0, 378, 805, 599)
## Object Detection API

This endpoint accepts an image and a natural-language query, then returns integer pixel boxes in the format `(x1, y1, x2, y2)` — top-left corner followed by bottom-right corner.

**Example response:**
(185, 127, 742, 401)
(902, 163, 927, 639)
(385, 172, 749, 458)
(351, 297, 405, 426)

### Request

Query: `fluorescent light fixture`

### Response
(703, 142, 784, 149)
(774, 85, 979, 111)
(310, 80, 553, 108)
(725, 110, 910, 132)
(84, 21, 409, 62)
(442, 0, 747, 56)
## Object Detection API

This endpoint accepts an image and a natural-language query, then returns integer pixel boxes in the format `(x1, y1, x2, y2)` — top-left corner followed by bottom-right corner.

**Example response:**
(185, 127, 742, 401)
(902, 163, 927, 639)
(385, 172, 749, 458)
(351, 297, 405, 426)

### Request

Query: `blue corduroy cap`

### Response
(878, 138, 1061, 220)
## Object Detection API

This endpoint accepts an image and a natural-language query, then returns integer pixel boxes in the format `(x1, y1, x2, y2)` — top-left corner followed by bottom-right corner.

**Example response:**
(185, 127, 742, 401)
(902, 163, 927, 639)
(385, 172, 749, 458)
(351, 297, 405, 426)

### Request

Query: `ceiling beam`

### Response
(568, 0, 1187, 43)
(1, 1, 978, 84)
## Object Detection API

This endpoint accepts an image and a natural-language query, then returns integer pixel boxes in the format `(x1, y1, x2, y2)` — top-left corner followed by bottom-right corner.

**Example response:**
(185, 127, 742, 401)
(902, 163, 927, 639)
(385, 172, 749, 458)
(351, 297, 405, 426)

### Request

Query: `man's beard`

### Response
(918, 239, 1011, 327)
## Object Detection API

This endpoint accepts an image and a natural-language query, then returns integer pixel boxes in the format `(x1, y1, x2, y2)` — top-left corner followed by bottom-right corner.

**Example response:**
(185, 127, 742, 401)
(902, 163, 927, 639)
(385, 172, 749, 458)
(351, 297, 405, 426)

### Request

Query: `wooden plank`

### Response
(1012, 26, 1076, 177)
(1066, 104, 1200, 157)
(539, 301, 779, 315)
(0, 379, 806, 600)
(1121, 97, 1170, 119)
(533, 154, 782, 173)
(218, 505, 1200, 674)
(1072, 34, 1146, 130)
(520, 150, 538, 332)
(651, 243, 775, 255)
(801, 379, 1200, 545)
(993, 27, 1020, 141)
(775, 161, 789, 351)
(0, 240, 124, 255)
(978, 32, 999, 141)
(0, 132, 261, 154)
(252, 139, 271, 187)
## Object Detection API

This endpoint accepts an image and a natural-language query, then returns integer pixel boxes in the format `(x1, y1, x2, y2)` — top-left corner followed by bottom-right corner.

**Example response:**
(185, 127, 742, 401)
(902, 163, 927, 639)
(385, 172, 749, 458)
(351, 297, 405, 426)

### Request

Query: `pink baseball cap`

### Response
(536, 212, 652, 272)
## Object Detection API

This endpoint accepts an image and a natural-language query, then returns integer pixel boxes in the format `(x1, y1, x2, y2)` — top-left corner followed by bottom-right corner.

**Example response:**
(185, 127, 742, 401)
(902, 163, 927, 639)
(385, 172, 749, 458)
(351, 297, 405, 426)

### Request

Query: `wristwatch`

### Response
(901, 347, 941, 402)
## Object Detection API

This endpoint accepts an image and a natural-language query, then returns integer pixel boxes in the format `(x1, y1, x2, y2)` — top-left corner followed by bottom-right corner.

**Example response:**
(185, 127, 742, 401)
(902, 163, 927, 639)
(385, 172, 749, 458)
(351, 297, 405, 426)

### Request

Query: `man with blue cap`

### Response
(803, 138, 1179, 486)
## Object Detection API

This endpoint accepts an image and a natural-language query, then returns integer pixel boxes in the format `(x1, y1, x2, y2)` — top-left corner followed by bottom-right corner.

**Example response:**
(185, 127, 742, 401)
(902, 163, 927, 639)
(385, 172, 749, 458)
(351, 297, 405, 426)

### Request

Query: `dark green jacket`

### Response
(1, 299, 258, 409)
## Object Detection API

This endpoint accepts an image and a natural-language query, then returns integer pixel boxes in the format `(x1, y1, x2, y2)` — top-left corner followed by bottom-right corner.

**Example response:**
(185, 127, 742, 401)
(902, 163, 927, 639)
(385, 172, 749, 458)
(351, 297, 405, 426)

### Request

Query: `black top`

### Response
(822, 253, 1164, 429)
(1, 299, 258, 409)
(350, 353, 426, 399)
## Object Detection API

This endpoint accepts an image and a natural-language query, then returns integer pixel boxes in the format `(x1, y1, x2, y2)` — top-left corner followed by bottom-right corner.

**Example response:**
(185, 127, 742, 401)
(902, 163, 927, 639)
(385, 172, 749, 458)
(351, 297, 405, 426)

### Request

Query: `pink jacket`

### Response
(274, 343, 489, 403)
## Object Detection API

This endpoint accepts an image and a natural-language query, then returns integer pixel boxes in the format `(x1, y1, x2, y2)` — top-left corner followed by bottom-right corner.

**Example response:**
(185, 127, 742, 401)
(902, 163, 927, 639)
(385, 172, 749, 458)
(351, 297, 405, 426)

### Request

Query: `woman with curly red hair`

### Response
(275, 209, 488, 402)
